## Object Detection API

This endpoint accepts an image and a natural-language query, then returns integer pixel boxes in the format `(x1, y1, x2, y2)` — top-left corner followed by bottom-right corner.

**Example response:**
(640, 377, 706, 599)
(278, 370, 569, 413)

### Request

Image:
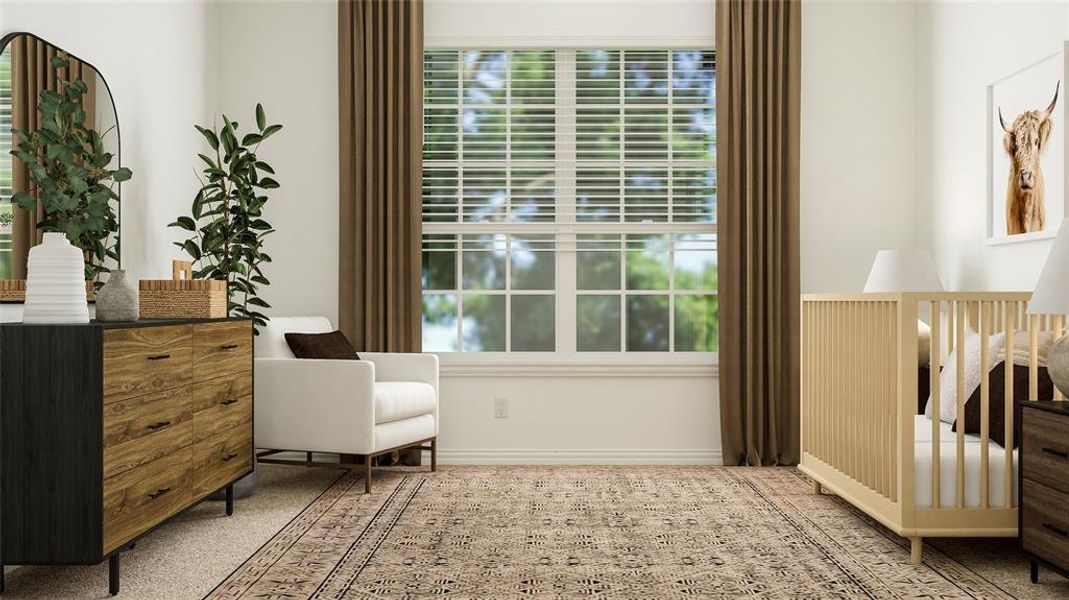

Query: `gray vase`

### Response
(95, 269, 139, 322)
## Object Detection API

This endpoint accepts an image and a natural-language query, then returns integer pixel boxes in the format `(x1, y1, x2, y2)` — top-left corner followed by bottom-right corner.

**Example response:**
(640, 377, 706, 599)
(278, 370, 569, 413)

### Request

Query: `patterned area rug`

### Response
(205, 467, 1014, 599)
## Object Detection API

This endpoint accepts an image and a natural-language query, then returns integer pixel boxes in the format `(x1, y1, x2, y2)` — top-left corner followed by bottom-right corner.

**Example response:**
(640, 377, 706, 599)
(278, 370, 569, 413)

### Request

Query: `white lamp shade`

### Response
(863, 249, 944, 293)
(1029, 218, 1069, 315)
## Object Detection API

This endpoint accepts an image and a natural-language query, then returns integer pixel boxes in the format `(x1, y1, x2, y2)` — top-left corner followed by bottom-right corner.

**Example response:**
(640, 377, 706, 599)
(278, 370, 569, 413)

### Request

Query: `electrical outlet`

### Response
(494, 397, 509, 419)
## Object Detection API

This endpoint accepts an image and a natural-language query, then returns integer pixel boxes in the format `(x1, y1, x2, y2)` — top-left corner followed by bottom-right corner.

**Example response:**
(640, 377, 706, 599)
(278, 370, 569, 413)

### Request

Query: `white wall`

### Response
(426, 0, 721, 464)
(1, 0, 218, 282)
(214, 0, 339, 323)
(0, 0, 927, 464)
(918, 1, 1069, 292)
(800, 0, 919, 293)
(426, 0, 714, 46)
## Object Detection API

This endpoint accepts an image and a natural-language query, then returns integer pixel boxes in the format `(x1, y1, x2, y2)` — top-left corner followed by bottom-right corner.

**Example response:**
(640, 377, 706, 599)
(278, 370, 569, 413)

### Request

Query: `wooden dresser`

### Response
(1019, 400, 1069, 585)
(0, 318, 253, 595)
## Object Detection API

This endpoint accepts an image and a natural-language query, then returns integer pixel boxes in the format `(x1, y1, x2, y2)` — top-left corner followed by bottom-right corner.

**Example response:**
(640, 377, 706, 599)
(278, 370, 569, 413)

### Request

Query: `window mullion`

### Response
(557, 49, 578, 354)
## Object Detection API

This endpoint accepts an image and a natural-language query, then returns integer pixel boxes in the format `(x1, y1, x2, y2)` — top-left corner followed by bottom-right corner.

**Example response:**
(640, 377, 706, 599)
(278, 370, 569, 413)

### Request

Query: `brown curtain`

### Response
(716, 0, 802, 466)
(10, 36, 96, 279)
(338, 0, 423, 353)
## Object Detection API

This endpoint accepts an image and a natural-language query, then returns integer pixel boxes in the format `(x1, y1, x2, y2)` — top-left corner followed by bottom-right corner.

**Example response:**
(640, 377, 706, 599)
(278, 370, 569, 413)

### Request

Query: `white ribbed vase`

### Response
(22, 232, 90, 324)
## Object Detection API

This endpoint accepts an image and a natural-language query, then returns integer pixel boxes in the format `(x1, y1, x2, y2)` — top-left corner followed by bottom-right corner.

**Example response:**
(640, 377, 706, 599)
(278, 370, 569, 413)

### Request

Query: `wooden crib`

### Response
(800, 292, 1063, 564)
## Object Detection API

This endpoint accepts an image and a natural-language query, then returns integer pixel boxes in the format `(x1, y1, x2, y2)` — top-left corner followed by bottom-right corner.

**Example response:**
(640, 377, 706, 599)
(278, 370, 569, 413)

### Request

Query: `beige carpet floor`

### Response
(0, 465, 1064, 599)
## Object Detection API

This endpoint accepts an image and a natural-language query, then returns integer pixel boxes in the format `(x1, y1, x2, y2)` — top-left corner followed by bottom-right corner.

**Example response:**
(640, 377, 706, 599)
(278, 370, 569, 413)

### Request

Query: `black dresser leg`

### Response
(1031, 558, 1039, 584)
(1, 558, 6, 593)
(109, 553, 120, 596)
(225, 484, 234, 516)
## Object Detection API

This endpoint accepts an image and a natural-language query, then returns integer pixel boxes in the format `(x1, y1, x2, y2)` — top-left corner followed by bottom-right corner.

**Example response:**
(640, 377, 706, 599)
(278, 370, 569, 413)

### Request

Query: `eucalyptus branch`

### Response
(8, 54, 132, 282)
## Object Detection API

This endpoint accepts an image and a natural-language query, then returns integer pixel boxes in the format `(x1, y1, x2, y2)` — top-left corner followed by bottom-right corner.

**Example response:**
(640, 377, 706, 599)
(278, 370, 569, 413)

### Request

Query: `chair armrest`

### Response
(359, 353, 440, 438)
(359, 353, 439, 390)
(253, 358, 376, 454)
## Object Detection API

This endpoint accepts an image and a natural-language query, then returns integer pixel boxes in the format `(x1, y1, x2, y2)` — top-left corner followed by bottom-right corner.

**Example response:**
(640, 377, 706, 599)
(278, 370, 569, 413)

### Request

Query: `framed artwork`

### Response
(986, 42, 1068, 245)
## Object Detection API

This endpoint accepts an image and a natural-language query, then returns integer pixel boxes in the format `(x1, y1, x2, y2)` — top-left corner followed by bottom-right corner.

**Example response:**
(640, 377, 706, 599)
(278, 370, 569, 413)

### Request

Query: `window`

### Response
(421, 49, 716, 356)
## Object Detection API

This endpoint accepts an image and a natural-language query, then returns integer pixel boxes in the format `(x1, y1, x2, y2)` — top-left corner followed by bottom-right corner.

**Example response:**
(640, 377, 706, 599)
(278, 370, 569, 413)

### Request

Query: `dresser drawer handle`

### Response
(220, 344, 240, 350)
(146, 354, 171, 361)
(146, 421, 171, 431)
(1042, 447, 1069, 459)
(147, 487, 171, 500)
(220, 398, 239, 406)
(222, 451, 239, 462)
(1043, 523, 1069, 538)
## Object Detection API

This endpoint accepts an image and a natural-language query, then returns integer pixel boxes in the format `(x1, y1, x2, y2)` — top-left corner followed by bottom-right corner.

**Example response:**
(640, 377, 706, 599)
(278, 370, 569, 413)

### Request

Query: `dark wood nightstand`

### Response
(1019, 400, 1069, 584)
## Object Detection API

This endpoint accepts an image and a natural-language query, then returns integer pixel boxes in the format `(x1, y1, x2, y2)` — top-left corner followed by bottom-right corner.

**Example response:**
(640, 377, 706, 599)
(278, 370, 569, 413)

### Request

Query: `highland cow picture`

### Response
(988, 47, 1067, 244)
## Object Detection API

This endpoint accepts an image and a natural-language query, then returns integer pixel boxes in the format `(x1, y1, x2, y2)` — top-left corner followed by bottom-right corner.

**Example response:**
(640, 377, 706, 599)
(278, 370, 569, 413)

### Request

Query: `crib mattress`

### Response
(913, 415, 1018, 508)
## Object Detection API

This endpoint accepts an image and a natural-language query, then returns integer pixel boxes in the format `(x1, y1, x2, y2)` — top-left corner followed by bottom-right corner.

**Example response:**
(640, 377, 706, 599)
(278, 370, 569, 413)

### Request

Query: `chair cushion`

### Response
(375, 382, 437, 425)
(285, 331, 360, 360)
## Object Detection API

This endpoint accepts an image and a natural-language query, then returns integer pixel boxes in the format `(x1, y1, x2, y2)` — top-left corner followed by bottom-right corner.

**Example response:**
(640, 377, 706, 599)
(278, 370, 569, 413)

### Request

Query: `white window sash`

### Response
(423, 48, 716, 363)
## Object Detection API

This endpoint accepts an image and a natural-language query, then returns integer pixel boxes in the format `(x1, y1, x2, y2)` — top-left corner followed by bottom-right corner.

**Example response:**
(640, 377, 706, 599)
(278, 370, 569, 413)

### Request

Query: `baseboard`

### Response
(436, 449, 723, 465)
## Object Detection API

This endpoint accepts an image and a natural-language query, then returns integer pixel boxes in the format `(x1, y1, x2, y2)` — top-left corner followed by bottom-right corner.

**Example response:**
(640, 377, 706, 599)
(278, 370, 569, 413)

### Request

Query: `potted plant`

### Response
(170, 104, 282, 333)
(9, 55, 131, 285)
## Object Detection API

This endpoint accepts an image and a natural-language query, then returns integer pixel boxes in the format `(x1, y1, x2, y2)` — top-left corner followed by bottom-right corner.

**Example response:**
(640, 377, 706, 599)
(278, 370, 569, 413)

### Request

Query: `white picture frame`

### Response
(986, 42, 1069, 245)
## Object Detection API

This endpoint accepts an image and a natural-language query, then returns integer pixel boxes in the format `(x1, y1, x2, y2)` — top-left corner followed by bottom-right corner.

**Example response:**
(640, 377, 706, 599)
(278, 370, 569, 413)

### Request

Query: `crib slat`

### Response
(1030, 315, 1039, 401)
(980, 302, 990, 509)
(1055, 316, 1065, 401)
(956, 301, 966, 509)
(864, 305, 872, 490)
(930, 301, 941, 510)
(883, 303, 892, 497)
(892, 301, 900, 504)
(1005, 302, 1015, 508)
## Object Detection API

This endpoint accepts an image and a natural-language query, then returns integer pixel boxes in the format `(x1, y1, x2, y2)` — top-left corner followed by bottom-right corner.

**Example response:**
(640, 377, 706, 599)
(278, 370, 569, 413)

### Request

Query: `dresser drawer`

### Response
(104, 325, 193, 403)
(193, 423, 252, 498)
(193, 390, 252, 443)
(193, 371, 253, 414)
(103, 447, 193, 554)
(104, 418, 193, 480)
(1022, 407, 1069, 494)
(193, 321, 251, 381)
(104, 386, 193, 448)
(1023, 479, 1069, 572)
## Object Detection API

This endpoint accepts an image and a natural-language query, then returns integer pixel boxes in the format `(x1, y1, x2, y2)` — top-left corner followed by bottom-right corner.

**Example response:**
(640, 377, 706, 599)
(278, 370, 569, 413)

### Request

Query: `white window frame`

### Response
(422, 46, 717, 371)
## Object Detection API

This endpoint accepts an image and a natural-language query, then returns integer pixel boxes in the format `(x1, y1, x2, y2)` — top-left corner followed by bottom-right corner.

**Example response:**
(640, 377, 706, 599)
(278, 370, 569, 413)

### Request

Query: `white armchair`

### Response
(253, 316, 438, 492)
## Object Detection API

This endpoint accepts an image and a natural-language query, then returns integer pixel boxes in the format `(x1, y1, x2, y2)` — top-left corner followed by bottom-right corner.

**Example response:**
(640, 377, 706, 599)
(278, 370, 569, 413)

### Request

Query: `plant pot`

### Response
(22, 233, 90, 324)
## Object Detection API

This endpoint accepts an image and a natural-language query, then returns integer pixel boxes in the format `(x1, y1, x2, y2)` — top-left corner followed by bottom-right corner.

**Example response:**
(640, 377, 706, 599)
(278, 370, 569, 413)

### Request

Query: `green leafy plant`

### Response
(170, 104, 282, 332)
(10, 55, 131, 282)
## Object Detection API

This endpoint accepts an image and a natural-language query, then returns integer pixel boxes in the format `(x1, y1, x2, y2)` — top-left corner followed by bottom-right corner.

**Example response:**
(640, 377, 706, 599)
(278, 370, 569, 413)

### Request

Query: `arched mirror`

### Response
(0, 32, 122, 293)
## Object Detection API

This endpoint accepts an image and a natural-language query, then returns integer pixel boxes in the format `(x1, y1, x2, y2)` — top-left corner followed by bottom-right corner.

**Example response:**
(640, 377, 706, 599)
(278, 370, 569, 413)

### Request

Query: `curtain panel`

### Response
(338, 0, 423, 353)
(716, 0, 802, 466)
(10, 37, 96, 279)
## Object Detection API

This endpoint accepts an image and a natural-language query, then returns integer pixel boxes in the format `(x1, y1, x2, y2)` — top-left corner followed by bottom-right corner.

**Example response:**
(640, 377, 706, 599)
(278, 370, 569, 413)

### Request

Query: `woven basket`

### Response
(0, 279, 95, 302)
(139, 279, 227, 319)
(139, 260, 227, 319)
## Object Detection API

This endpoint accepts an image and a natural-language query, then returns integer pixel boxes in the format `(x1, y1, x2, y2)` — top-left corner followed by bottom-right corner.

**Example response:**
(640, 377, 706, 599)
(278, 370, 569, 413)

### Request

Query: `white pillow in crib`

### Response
(924, 329, 1006, 424)
(995, 329, 1055, 368)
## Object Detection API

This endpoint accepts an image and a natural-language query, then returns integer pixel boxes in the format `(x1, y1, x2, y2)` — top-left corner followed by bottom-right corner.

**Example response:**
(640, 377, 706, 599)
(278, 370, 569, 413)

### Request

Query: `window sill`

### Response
(435, 354, 718, 378)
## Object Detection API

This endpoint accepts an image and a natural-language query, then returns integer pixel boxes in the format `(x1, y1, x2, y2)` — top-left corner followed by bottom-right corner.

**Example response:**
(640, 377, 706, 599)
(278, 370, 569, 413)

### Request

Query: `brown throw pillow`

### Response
(285, 331, 360, 360)
(951, 362, 1053, 449)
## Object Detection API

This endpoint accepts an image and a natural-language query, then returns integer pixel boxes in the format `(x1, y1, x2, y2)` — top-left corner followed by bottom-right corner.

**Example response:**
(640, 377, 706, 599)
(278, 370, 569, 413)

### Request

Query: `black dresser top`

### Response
(1017, 400, 1069, 418)
(0, 317, 248, 330)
